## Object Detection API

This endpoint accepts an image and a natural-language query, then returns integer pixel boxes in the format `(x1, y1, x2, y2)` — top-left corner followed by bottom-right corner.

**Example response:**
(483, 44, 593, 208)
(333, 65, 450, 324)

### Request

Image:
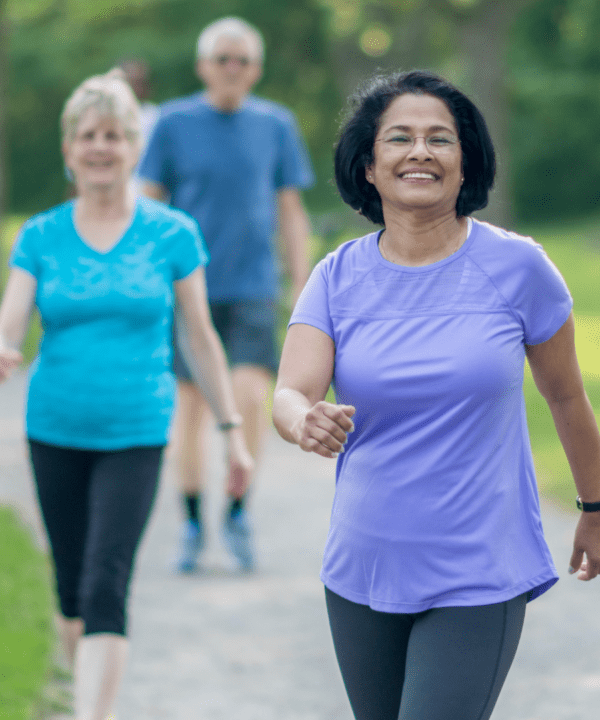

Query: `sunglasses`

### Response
(212, 54, 253, 67)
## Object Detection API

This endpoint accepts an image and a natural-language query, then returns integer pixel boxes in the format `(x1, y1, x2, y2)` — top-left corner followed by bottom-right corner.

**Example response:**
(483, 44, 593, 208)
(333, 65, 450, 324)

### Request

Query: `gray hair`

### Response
(61, 68, 141, 143)
(196, 17, 264, 62)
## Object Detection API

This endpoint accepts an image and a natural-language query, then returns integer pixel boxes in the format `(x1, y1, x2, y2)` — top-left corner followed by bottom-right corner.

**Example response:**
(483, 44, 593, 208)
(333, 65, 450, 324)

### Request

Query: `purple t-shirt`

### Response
(290, 219, 573, 613)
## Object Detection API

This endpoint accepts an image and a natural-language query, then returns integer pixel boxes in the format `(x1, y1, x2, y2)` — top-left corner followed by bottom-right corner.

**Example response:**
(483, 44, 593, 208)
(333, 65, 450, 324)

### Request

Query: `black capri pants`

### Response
(325, 586, 527, 720)
(29, 440, 164, 636)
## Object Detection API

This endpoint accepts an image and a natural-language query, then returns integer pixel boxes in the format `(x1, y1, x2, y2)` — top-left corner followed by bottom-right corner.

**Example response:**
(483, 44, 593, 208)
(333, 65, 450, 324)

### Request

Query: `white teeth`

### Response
(402, 172, 436, 180)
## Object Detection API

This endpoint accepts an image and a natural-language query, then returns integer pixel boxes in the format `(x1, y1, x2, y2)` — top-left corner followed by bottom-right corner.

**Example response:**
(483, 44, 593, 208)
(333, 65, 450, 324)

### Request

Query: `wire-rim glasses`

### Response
(375, 133, 460, 154)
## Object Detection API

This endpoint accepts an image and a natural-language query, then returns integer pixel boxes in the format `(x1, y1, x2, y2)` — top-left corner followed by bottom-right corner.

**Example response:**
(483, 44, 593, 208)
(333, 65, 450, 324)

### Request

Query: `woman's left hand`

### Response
(224, 428, 254, 499)
(569, 512, 600, 580)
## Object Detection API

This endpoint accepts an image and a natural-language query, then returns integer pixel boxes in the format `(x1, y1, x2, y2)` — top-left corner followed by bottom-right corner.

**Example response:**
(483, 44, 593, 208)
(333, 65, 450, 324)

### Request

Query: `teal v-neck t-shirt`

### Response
(10, 197, 209, 450)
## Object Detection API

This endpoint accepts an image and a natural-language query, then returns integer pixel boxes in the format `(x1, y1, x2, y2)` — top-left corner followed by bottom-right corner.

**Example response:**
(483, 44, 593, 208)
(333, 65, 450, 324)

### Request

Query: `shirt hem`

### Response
(525, 300, 573, 346)
(26, 432, 168, 452)
(320, 569, 559, 613)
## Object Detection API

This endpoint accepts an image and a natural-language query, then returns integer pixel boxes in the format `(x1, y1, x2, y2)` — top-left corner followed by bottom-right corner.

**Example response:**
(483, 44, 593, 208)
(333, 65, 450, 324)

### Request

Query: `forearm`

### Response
(272, 387, 312, 444)
(0, 322, 28, 350)
(0, 270, 36, 350)
(278, 192, 311, 301)
(282, 222, 310, 287)
(176, 316, 241, 426)
(548, 391, 600, 501)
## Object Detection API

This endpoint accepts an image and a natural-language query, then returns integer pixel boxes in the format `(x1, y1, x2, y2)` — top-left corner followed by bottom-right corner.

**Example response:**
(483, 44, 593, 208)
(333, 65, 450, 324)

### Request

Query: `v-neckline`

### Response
(70, 200, 138, 256)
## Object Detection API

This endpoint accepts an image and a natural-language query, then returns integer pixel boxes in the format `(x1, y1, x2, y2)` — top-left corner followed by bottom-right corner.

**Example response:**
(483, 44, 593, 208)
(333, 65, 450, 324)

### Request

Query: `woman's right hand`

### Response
(292, 401, 356, 459)
(0, 347, 23, 382)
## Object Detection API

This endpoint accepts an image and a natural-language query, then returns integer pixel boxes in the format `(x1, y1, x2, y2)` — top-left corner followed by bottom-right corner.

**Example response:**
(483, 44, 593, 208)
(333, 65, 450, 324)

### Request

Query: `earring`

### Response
(64, 165, 74, 182)
(460, 177, 464, 185)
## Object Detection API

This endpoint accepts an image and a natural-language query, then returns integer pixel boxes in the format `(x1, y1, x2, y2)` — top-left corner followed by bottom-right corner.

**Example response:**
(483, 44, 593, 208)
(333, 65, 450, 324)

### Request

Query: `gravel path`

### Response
(2, 370, 600, 719)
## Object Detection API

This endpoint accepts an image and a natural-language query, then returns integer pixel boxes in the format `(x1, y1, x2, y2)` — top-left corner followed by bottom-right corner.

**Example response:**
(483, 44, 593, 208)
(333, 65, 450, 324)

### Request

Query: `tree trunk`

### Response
(0, 0, 7, 276)
(456, 0, 538, 228)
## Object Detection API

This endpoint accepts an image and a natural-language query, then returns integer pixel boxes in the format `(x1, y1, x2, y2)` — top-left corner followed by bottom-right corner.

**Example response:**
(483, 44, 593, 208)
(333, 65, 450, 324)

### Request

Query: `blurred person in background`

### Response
(0, 68, 251, 720)
(140, 16, 314, 573)
(273, 69, 600, 720)
(118, 58, 159, 147)
(119, 58, 159, 191)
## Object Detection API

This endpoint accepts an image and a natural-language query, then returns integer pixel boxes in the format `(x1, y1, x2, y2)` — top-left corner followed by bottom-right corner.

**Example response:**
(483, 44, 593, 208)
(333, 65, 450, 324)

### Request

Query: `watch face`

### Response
(576, 496, 583, 510)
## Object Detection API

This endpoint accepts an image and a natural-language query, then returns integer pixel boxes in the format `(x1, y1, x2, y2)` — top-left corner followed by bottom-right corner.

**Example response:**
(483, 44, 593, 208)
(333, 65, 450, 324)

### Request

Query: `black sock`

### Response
(183, 493, 202, 523)
(228, 496, 245, 518)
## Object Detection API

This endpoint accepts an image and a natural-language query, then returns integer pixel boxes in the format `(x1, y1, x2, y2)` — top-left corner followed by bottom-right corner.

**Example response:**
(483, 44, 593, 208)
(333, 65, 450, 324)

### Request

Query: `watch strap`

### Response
(576, 495, 600, 512)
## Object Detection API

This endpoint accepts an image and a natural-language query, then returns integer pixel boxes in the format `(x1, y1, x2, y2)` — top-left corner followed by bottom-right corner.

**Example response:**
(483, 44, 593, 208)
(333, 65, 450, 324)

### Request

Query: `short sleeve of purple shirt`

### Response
(290, 219, 573, 613)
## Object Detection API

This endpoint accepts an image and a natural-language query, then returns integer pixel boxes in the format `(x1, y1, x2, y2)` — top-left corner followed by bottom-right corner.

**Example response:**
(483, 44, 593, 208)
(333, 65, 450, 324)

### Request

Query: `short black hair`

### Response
(334, 70, 496, 225)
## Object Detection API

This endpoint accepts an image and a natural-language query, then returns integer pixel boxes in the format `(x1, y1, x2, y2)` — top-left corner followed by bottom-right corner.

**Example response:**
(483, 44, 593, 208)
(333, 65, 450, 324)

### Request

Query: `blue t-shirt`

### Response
(290, 219, 573, 613)
(10, 198, 209, 450)
(138, 92, 314, 302)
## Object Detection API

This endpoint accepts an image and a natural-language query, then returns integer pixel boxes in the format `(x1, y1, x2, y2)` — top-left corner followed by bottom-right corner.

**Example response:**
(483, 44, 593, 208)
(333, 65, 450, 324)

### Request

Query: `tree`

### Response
(5, 0, 341, 215)
(6, 0, 600, 226)
(0, 0, 8, 288)
(0, 0, 7, 226)
(436, 0, 541, 226)
(317, 0, 542, 227)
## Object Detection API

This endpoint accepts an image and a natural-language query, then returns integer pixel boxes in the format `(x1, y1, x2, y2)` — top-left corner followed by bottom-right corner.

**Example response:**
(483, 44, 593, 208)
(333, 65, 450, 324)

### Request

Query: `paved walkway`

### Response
(2, 370, 600, 720)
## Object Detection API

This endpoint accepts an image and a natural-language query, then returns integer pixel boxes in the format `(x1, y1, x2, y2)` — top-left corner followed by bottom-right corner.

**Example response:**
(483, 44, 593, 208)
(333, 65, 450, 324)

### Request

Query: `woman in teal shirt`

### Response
(0, 68, 252, 720)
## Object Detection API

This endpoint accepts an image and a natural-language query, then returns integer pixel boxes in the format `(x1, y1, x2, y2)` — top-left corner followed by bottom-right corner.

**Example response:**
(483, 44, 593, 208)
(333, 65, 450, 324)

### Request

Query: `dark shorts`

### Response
(173, 298, 279, 382)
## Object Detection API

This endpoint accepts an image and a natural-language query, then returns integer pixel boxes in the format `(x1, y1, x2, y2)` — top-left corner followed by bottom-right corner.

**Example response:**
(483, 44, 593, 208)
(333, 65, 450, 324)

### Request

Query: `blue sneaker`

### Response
(176, 519, 204, 573)
(222, 508, 255, 571)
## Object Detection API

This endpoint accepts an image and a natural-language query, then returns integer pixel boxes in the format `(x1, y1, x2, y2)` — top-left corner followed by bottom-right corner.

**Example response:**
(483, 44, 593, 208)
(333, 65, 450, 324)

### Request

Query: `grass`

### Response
(0, 506, 55, 720)
(514, 214, 600, 510)
(1, 220, 68, 719)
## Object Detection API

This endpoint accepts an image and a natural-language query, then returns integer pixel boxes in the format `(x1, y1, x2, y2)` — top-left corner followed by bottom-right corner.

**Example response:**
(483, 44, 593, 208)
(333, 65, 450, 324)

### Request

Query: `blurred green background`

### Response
(2, 0, 600, 229)
(2, 1, 600, 716)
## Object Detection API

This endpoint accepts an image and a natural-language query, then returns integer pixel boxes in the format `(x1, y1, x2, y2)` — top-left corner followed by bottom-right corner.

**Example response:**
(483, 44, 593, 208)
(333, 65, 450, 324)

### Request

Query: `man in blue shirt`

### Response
(139, 16, 314, 572)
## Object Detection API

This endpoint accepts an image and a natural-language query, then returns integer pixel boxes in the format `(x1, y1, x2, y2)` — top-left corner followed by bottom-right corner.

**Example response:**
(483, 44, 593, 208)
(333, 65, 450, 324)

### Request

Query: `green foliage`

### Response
(6, 0, 342, 214)
(509, 0, 600, 221)
(518, 214, 600, 315)
(6, 0, 600, 224)
(519, 214, 600, 509)
(0, 505, 54, 719)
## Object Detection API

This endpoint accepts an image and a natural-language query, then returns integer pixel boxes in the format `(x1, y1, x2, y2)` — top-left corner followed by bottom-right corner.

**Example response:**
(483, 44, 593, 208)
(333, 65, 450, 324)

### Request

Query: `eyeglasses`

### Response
(212, 54, 253, 67)
(375, 134, 459, 154)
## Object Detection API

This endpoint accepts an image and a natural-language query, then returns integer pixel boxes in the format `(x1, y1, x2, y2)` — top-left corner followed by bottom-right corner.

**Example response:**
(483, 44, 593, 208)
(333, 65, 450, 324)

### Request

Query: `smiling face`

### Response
(196, 35, 262, 111)
(366, 93, 463, 220)
(63, 107, 139, 193)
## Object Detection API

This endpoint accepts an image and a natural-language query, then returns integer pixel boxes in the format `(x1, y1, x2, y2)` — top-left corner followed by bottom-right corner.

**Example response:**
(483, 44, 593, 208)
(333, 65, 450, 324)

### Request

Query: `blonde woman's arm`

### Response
(0, 269, 37, 381)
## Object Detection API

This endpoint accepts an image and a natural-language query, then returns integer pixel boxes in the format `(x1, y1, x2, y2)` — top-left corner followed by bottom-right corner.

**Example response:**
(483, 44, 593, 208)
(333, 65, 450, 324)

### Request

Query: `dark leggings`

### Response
(325, 586, 527, 720)
(29, 440, 163, 636)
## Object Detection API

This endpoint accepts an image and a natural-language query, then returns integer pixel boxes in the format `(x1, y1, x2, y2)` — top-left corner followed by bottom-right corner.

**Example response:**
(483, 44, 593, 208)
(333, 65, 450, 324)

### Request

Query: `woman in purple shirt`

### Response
(273, 70, 600, 720)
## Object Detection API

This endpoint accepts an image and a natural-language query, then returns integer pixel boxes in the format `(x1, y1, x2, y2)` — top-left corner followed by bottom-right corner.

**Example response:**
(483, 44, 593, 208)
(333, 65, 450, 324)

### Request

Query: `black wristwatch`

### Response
(576, 495, 600, 512)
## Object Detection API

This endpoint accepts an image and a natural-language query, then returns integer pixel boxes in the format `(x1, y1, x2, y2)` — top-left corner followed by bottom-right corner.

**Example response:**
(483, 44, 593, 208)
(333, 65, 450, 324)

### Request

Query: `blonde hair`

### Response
(61, 68, 140, 143)
(196, 17, 264, 62)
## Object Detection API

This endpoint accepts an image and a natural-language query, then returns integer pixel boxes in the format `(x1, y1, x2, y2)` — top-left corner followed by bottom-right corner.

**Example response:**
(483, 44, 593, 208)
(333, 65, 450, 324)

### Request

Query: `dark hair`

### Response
(334, 70, 496, 225)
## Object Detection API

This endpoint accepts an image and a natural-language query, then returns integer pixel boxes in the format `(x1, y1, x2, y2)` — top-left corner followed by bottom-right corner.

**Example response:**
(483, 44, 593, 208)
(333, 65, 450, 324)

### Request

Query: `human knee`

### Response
(80, 563, 128, 636)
